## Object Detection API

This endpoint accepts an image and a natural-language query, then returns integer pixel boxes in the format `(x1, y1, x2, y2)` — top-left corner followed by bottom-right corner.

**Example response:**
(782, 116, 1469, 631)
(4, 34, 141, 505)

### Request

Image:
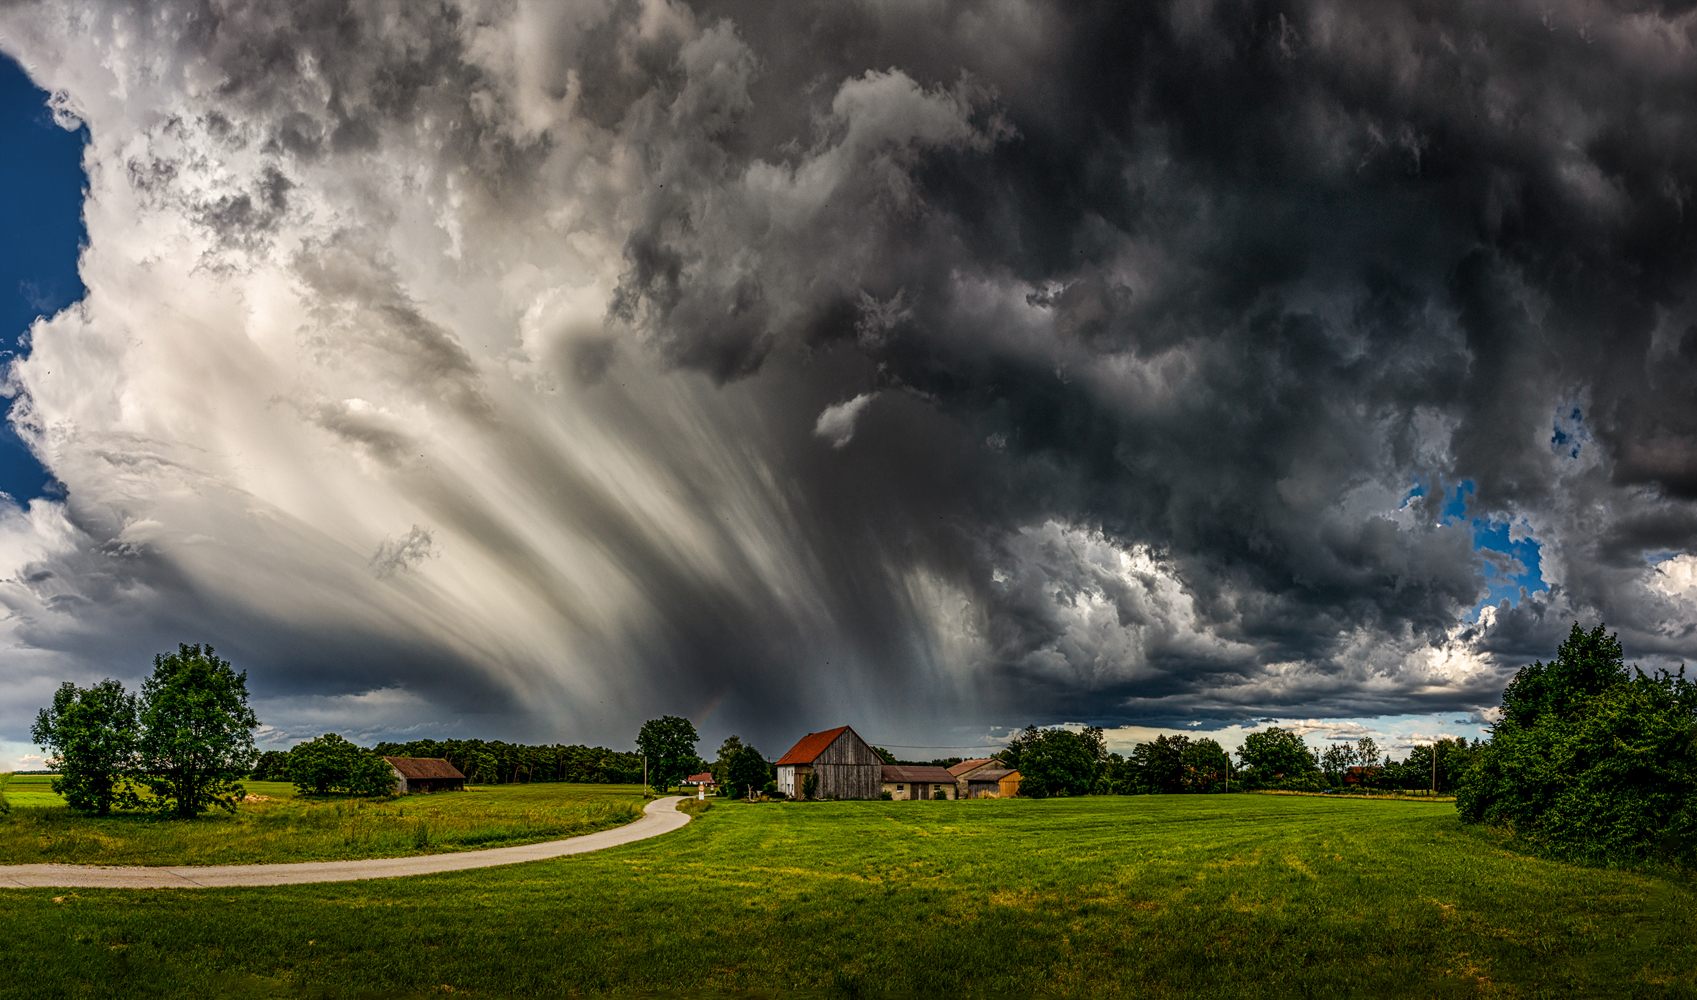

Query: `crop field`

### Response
(2, 793, 1692, 999)
(0, 778, 645, 865)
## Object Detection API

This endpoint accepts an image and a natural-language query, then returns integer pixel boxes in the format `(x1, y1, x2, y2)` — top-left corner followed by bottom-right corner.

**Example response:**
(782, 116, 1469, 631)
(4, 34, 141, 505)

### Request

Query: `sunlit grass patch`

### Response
(0, 781, 645, 865)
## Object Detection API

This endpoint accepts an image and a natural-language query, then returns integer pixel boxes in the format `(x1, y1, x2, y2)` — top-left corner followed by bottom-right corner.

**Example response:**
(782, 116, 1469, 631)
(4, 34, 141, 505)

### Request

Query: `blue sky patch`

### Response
(1439, 479, 1547, 617)
(0, 54, 84, 504)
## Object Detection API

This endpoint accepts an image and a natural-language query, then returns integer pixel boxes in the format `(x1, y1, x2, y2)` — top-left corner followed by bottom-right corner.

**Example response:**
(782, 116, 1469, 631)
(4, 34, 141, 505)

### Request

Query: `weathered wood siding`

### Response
(811, 729, 883, 800)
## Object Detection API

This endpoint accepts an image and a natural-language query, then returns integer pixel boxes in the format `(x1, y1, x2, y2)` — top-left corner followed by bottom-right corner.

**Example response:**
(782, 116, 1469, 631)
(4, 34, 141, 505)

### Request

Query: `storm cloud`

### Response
(2, 0, 1695, 750)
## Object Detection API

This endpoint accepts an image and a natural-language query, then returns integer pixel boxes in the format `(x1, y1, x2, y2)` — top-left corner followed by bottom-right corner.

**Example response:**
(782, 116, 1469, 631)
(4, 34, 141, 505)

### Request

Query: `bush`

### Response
(288, 734, 394, 797)
(1457, 623, 1697, 867)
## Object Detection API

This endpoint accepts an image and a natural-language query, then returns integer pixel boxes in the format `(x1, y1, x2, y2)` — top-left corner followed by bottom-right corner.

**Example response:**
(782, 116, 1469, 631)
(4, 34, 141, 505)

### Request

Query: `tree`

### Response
(714, 735, 771, 799)
(1456, 623, 1697, 865)
(1126, 734, 1188, 793)
(1013, 726, 1106, 798)
(134, 644, 260, 818)
(0, 771, 14, 816)
(287, 733, 394, 796)
(1320, 742, 1357, 785)
(635, 715, 700, 791)
(1237, 728, 1319, 783)
(872, 746, 898, 765)
(1179, 738, 1230, 792)
(251, 749, 291, 781)
(1499, 623, 1626, 729)
(1354, 736, 1380, 769)
(30, 679, 139, 816)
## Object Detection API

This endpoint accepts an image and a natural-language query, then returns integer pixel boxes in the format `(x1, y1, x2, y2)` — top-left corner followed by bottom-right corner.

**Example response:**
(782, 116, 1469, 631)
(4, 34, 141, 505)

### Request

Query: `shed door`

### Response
(915, 783, 928, 800)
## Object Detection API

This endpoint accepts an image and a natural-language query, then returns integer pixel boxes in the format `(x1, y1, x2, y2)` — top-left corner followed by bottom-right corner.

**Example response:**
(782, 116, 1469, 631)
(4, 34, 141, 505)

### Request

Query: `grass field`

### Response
(0, 777, 644, 865)
(2, 793, 1692, 999)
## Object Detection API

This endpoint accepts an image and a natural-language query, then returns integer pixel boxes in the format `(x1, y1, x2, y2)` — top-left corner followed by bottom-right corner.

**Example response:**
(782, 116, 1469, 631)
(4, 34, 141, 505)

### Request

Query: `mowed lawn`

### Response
(0, 778, 644, 865)
(3, 794, 1693, 999)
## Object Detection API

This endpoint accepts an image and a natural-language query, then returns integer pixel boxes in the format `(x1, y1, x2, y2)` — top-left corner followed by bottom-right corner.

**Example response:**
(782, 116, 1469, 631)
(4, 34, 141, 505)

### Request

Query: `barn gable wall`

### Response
(811, 729, 882, 800)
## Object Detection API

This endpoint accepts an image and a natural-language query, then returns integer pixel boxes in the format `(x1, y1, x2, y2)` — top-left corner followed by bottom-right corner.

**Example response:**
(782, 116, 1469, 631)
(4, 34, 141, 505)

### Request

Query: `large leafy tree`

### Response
(1457, 623, 1697, 864)
(134, 644, 260, 818)
(635, 715, 700, 791)
(714, 735, 772, 799)
(288, 733, 395, 796)
(30, 679, 139, 816)
(1237, 728, 1319, 782)
(1008, 726, 1107, 798)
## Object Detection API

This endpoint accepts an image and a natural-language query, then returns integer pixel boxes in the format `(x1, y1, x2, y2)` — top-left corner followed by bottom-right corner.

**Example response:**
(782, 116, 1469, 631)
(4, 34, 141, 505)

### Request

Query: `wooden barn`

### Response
(774, 726, 883, 800)
(947, 758, 1001, 798)
(880, 764, 957, 800)
(383, 756, 466, 794)
(963, 767, 1021, 798)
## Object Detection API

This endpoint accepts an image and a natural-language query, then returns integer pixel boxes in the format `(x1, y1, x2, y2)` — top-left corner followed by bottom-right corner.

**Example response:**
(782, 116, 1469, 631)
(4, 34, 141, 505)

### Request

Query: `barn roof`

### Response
(947, 758, 998, 777)
(775, 726, 863, 765)
(685, 772, 715, 783)
(881, 764, 957, 783)
(966, 768, 1017, 783)
(383, 756, 465, 780)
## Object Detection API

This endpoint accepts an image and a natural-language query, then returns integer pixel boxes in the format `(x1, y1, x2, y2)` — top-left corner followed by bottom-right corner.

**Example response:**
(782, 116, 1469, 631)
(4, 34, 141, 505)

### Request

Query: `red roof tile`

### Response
(775, 726, 853, 766)
(685, 772, 715, 784)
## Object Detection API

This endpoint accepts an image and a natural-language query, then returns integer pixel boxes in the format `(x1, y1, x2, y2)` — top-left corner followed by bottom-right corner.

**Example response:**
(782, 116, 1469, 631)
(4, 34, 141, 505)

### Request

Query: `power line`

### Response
(865, 742, 1006, 750)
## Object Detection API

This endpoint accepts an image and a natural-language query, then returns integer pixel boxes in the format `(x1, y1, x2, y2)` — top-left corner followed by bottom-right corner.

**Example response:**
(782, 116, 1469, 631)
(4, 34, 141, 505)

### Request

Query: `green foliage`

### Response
(1500, 622, 1626, 729)
(286, 734, 394, 797)
(1006, 725, 1107, 798)
(134, 644, 260, 819)
(1236, 727, 1319, 783)
(0, 771, 11, 816)
(1458, 623, 1697, 866)
(801, 771, 818, 800)
(1119, 734, 1230, 793)
(371, 737, 644, 785)
(635, 715, 700, 791)
(713, 736, 771, 800)
(250, 750, 291, 781)
(28, 678, 138, 816)
(871, 745, 897, 764)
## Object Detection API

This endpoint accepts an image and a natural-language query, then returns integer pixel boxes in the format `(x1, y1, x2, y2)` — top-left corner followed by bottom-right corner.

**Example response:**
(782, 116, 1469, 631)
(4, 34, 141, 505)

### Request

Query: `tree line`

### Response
(252, 737, 648, 789)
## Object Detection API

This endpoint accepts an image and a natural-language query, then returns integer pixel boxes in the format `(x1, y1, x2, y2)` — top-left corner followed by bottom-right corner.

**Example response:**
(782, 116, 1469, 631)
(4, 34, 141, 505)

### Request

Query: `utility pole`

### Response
(643, 755, 647, 794)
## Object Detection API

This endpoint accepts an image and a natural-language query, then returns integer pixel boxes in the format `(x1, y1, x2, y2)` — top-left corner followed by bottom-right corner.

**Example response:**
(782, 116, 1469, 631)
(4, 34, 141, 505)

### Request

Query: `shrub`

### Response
(1457, 623, 1697, 866)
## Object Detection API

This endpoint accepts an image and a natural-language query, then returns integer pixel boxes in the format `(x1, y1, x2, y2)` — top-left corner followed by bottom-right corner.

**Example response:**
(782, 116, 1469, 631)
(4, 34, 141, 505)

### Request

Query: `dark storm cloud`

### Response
(3, 0, 1696, 751)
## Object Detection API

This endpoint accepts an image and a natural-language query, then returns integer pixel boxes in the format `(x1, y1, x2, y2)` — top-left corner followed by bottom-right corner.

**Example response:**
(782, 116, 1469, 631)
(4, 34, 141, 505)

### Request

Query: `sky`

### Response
(3, 0, 1697, 768)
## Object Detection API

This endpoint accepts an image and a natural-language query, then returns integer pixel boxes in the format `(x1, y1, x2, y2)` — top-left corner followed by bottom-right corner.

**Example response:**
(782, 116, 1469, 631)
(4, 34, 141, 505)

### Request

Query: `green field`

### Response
(2, 793, 1692, 999)
(0, 777, 644, 865)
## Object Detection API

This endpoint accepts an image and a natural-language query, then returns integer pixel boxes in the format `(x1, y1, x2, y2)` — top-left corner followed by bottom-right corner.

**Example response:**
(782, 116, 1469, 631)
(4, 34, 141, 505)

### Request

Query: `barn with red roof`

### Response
(774, 725, 883, 800)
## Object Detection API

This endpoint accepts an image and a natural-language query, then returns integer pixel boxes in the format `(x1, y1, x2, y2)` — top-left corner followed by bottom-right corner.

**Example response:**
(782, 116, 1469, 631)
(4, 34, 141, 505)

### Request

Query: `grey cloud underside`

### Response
(3, 0, 1696, 748)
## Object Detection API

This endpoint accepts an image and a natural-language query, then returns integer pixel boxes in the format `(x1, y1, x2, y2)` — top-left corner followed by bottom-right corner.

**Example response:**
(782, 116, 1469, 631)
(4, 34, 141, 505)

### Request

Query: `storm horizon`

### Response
(4, 0, 1697, 761)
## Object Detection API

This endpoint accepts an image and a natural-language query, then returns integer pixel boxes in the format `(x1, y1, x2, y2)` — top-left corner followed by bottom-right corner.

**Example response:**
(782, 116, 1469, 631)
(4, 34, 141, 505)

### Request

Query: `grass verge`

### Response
(0, 778, 645, 865)
(2, 793, 1692, 998)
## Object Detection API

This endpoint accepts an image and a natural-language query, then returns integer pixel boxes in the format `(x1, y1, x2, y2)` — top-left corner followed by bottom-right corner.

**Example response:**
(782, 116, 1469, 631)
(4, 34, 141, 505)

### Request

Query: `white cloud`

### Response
(813, 393, 877, 449)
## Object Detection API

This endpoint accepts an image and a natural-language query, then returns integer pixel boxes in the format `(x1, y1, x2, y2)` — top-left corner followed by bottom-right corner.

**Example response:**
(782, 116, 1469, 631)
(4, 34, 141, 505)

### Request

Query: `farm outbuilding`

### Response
(383, 756, 466, 794)
(947, 758, 1001, 798)
(880, 764, 957, 800)
(963, 768, 1021, 798)
(774, 726, 883, 800)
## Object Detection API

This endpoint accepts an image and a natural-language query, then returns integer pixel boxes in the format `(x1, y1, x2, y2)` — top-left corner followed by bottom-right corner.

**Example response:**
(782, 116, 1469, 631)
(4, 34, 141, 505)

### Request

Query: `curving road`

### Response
(0, 795, 691, 889)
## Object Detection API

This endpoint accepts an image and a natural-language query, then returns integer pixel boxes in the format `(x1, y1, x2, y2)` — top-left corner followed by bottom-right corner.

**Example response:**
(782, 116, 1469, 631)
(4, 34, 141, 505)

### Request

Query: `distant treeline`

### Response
(251, 738, 644, 786)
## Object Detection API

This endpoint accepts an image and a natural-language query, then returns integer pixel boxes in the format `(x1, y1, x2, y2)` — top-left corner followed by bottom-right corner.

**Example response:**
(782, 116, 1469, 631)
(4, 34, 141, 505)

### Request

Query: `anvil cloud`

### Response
(2, 0, 1696, 750)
